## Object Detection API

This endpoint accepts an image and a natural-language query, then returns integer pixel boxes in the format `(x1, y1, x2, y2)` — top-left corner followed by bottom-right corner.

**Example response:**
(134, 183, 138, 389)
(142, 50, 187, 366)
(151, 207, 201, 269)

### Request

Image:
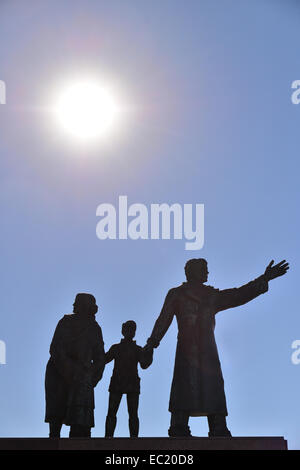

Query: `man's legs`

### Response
(207, 414, 231, 437)
(49, 420, 63, 438)
(127, 392, 139, 437)
(168, 411, 191, 437)
(105, 392, 122, 437)
(69, 425, 91, 438)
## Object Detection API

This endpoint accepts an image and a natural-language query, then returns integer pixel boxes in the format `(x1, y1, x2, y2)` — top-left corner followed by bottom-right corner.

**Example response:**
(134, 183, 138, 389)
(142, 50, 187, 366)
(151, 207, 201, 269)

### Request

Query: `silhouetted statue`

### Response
(146, 258, 289, 437)
(105, 320, 153, 437)
(45, 293, 105, 438)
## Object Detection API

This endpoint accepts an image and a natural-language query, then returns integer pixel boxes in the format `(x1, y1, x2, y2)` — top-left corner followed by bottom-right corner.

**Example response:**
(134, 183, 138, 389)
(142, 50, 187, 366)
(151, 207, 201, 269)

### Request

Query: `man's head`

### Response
(73, 293, 98, 316)
(122, 320, 136, 340)
(184, 258, 208, 283)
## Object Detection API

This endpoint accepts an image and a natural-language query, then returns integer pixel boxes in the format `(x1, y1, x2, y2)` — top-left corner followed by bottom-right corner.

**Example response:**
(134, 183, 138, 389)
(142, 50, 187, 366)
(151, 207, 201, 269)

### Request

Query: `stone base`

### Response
(0, 437, 288, 451)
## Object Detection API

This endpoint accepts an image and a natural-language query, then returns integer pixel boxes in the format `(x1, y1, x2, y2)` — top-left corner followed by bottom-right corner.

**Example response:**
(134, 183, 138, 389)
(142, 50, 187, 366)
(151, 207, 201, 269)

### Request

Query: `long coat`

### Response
(45, 313, 105, 427)
(148, 276, 268, 416)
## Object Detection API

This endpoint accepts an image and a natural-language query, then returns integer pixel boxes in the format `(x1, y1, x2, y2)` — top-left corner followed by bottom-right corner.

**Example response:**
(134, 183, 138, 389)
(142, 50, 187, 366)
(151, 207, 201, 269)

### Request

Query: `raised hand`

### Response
(264, 259, 289, 281)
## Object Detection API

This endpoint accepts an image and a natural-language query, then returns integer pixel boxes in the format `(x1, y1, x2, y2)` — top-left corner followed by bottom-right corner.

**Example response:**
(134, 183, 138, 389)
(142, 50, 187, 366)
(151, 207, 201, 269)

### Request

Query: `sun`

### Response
(54, 80, 120, 142)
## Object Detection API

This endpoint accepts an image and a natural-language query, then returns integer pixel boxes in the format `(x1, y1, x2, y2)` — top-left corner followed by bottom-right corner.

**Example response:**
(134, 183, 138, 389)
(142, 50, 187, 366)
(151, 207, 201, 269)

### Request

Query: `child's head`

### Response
(122, 320, 136, 340)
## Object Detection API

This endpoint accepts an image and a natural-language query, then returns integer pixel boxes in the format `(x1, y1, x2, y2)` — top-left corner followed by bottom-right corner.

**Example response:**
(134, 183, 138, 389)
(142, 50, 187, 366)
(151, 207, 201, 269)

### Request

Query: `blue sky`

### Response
(0, 0, 299, 449)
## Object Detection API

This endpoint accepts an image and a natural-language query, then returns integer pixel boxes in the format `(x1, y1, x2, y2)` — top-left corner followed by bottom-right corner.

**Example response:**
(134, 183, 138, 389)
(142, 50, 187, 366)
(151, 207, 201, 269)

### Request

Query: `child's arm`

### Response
(105, 345, 116, 364)
(91, 325, 105, 387)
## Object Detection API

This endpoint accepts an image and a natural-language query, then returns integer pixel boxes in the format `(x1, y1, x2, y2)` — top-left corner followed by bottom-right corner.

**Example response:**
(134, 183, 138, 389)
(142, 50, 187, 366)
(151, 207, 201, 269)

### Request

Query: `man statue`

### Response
(45, 293, 105, 438)
(105, 320, 153, 438)
(146, 258, 289, 437)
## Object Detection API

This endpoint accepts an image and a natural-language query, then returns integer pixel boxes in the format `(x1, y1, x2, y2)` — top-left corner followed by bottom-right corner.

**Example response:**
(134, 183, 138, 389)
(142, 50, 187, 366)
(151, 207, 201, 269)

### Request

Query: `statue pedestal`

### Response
(0, 436, 287, 450)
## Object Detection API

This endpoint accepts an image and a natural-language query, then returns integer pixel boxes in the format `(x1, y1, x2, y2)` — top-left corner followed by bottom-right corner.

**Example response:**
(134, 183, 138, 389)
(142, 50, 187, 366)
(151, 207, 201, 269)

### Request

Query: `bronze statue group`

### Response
(44, 258, 289, 438)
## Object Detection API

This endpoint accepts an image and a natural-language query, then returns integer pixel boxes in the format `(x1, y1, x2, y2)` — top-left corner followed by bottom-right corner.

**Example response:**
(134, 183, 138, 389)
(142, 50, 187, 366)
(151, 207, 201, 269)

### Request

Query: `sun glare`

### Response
(54, 81, 120, 142)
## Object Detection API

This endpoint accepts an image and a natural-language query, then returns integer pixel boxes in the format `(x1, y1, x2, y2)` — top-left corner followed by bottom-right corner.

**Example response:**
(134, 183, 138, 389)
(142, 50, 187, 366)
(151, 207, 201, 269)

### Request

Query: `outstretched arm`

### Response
(146, 288, 177, 349)
(215, 259, 289, 313)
